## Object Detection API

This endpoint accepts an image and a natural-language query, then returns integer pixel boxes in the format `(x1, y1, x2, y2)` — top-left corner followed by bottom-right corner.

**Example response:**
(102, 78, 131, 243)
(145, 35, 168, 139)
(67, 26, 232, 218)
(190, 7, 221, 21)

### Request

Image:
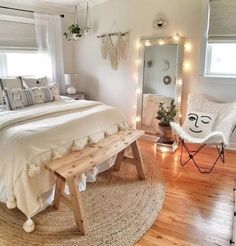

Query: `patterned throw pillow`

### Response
(0, 78, 24, 105)
(4, 88, 35, 110)
(183, 110, 216, 138)
(4, 86, 55, 111)
(40, 86, 54, 103)
(48, 84, 60, 101)
(19, 76, 48, 88)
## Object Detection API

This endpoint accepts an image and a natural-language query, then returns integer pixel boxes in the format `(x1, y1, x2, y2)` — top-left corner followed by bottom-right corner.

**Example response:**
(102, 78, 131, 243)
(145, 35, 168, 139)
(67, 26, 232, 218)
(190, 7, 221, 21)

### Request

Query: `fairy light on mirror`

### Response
(145, 40, 151, 46)
(184, 42, 192, 52)
(183, 61, 192, 72)
(172, 33, 180, 42)
(158, 39, 165, 45)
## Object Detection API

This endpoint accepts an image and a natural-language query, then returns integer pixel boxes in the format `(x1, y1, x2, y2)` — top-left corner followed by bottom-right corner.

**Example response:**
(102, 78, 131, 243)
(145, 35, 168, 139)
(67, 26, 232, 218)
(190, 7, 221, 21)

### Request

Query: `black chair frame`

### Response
(179, 125, 236, 174)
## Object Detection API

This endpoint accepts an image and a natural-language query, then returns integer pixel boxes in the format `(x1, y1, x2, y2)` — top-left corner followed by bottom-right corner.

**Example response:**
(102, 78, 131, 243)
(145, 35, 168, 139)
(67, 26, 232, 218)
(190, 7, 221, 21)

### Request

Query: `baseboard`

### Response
(227, 142, 236, 151)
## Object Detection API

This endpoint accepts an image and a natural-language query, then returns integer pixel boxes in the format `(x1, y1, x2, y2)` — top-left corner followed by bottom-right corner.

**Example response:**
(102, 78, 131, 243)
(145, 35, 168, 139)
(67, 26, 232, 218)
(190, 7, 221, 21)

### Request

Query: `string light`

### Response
(178, 96, 181, 104)
(136, 59, 141, 65)
(177, 79, 183, 86)
(172, 33, 180, 42)
(183, 61, 192, 72)
(145, 40, 151, 46)
(158, 39, 165, 45)
(135, 116, 141, 122)
(184, 42, 192, 52)
(136, 41, 142, 49)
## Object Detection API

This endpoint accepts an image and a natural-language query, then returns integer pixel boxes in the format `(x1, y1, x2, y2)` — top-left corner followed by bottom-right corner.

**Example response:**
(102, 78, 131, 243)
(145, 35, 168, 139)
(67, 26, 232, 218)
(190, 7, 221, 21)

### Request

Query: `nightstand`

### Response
(61, 92, 87, 100)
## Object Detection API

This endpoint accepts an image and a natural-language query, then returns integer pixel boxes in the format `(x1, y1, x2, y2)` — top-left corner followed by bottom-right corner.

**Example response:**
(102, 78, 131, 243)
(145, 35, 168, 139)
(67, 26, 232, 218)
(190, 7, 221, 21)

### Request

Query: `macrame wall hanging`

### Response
(97, 32, 129, 70)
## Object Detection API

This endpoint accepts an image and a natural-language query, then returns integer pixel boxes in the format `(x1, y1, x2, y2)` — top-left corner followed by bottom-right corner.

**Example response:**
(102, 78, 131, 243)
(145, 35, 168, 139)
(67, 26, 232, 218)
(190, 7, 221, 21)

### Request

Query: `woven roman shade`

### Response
(0, 9, 37, 50)
(208, 0, 236, 42)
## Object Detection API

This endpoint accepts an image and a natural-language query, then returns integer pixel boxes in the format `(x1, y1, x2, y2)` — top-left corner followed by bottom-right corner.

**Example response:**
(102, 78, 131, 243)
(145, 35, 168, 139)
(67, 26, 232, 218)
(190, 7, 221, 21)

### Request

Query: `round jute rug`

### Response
(0, 153, 165, 246)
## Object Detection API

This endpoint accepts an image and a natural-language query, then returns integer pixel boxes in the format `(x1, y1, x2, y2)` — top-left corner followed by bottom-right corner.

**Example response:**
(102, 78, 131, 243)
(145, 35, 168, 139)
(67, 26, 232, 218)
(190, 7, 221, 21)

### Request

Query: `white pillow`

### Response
(19, 76, 48, 88)
(0, 78, 24, 105)
(48, 84, 60, 101)
(183, 110, 216, 138)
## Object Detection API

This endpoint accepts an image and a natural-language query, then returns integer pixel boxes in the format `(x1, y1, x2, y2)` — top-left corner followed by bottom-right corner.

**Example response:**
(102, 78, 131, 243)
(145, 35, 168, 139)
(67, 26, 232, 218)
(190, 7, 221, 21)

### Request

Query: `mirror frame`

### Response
(136, 35, 185, 131)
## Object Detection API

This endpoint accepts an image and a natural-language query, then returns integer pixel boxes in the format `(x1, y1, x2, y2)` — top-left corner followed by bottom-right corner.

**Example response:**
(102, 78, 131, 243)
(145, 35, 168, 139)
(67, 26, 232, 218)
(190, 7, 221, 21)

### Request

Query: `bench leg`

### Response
(131, 140, 146, 180)
(68, 176, 88, 235)
(114, 149, 125, 171)
(54, 177, 65, 210)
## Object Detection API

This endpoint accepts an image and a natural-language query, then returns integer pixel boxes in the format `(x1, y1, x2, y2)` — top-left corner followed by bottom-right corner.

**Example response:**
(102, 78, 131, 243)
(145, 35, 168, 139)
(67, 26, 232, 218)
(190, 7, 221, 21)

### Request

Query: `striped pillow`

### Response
(4, 86, 54, 111)
(40, 86, 54, 103)
(4, 88, 36, 110)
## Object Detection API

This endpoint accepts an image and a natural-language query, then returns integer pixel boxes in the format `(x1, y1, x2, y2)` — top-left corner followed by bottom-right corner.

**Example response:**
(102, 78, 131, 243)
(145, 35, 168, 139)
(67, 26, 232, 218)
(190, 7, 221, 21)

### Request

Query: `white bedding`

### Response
(0, 97, 128, 220)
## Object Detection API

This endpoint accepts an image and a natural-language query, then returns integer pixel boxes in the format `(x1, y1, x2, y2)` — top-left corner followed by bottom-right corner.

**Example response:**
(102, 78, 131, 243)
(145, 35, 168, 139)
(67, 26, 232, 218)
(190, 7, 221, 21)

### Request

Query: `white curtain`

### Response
(34, 13, 66, 93)
(0, 54, 8, 77)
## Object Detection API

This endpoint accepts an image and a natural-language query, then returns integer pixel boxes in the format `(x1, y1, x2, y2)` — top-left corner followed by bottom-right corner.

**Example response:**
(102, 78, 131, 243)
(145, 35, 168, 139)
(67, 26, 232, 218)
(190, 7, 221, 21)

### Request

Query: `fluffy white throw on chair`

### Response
(171, 94, 236, 146)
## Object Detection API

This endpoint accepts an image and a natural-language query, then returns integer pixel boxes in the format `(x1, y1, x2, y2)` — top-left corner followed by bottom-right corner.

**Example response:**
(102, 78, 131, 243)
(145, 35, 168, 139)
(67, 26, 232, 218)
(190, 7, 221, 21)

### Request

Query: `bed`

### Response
(0, 96, 128, 231)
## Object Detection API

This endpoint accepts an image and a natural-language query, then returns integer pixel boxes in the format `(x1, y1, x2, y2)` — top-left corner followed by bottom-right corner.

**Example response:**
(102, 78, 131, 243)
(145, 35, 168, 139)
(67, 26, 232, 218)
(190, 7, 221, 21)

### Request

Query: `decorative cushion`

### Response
(4, 86, 54, 110)
(40, 86, 54, 103)
(0, 78, 24, 105)
(0, 78, 24, 90)
(4, 89, 31, 110)
(0, 89, 3, 105)
(48, 84, 60, 101)
(183, 110, 216, 138)
(19, 76, 48, 88)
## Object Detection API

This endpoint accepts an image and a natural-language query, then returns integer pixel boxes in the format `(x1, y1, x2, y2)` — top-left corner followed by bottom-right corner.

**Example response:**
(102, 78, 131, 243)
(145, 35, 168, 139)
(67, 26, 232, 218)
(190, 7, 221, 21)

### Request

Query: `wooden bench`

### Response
(45, 129, 145, 235)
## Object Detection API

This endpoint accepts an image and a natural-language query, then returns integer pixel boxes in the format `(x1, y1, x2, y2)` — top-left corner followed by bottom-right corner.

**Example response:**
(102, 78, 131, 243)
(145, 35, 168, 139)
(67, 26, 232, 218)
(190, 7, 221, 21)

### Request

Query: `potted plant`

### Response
(64, 24, 82, 41)
(156, 99, 177, 144)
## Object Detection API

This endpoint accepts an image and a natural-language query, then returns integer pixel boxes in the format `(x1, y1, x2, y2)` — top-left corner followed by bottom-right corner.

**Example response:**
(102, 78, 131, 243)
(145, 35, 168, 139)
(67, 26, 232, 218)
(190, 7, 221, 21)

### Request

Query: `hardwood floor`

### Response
(136, 141, 236, 246)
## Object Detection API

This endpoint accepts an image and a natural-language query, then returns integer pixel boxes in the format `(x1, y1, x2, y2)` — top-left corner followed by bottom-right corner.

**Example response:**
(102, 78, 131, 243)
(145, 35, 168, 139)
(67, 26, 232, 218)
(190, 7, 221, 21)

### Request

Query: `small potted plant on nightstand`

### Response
(156, 99, 177, 144)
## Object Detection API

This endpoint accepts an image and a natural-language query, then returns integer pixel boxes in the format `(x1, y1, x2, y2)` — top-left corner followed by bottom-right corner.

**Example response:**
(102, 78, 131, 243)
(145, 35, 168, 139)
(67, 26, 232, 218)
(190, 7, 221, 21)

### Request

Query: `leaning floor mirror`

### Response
(136, 35, 185, 152)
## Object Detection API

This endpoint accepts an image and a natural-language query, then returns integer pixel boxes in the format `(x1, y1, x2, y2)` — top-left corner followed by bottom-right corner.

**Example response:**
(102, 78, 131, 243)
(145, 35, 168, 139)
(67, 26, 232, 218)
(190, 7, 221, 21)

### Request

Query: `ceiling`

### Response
(1, 0, 111, 9)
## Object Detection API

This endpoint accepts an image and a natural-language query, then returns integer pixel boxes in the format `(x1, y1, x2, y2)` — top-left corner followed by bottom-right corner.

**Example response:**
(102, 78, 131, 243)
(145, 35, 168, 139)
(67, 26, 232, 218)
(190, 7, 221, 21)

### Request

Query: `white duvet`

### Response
(0, 98, 128, 221)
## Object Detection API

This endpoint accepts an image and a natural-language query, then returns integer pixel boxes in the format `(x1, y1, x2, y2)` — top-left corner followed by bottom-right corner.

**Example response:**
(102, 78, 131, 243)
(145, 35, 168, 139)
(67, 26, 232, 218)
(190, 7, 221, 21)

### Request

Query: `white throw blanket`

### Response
(0, 98, 128, 219)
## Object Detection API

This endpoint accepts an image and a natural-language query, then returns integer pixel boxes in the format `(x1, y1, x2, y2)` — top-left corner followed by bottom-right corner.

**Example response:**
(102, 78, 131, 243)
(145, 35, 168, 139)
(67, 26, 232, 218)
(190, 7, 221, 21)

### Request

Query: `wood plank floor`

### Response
(136, 141, 236, 246)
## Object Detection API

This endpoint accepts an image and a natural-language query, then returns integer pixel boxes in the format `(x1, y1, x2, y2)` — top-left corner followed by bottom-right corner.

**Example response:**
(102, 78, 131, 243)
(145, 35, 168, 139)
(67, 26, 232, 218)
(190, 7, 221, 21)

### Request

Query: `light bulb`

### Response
(158, 40, 165, 45)
(178, 79, 183, 86)
(136, 41, 142, 49)
(173, 33, 180, 42)
(184, 42, 192, 52)
(135, 116, 141, 122)
(184, 61, 192, 72)
(136, 89, 141, 94)
(145, 40, 151, 46)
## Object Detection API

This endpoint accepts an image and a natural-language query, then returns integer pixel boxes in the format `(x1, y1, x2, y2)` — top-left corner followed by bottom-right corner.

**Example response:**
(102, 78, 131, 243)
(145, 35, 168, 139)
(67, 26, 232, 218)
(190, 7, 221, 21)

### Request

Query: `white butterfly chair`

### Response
(171, 94, 236, 174)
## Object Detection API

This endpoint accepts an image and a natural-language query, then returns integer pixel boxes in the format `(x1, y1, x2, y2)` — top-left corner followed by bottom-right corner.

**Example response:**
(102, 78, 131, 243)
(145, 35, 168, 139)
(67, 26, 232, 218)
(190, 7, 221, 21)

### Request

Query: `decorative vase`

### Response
(67, 86, 77, 95)
(159, 122, 175, 144)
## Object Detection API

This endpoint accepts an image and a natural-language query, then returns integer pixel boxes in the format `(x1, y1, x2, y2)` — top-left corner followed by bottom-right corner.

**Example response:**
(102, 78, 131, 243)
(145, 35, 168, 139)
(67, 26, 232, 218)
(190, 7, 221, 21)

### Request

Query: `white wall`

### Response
(74, 0, 202, 122)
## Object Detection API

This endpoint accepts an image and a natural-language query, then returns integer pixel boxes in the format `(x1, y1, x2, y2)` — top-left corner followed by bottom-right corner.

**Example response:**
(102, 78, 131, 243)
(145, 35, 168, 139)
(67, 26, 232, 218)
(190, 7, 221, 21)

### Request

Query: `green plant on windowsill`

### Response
(64, 24, 82, 41)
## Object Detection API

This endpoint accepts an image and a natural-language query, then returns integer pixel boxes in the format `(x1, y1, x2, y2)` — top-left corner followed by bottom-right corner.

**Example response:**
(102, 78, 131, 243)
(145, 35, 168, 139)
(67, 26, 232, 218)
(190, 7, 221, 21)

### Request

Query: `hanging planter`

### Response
(64, 3, 92, 41)
(64, 24, 82, 41)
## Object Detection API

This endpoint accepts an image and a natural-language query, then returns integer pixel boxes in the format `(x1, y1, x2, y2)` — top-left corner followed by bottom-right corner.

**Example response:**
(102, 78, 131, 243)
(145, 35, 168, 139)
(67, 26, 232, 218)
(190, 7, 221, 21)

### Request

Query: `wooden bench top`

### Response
(46, 129, 144, 181)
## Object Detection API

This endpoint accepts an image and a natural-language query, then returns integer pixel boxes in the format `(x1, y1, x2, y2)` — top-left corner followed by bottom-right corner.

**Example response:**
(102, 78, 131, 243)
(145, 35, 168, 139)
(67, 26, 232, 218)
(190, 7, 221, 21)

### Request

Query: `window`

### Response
(0, 51, 51, 77)
(205, 43, 236, 77)
(204, 0, 236, 77)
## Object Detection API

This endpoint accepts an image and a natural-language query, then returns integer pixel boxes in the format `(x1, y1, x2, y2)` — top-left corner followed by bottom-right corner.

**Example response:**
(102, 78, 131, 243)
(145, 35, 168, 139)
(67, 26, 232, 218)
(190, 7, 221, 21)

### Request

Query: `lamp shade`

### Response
(64, 73, 79, 95)
(64, 73, 79, 86)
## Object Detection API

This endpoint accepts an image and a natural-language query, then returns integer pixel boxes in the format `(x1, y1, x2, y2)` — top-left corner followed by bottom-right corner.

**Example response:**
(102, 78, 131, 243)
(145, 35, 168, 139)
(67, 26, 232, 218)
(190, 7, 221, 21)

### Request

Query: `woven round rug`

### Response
(0, 153, 165, 246)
